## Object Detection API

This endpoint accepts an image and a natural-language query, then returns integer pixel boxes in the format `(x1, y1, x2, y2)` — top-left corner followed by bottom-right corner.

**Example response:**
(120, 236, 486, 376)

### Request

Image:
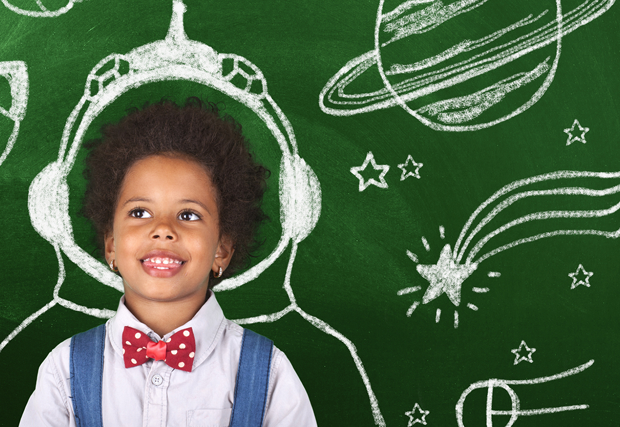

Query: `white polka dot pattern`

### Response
(122, 326, 196, 372)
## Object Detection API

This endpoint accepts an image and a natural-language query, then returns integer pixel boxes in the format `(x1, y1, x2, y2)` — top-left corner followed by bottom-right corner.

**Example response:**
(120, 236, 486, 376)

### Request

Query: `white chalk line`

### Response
(439, 225, 445, 239)
(467, 198, 620, 264)
(456, 360, 594, 427)
(467, 303, 478, 311)
(407, 301, 420, 317)
(397, 286, 422, 295)
(1, 0, 77, 17)
(456, 181, 620, 263)
(454, 310, 459, 328)
(421, 236, 430, 251)
(492, 404, 588, 416)
(472, 287, 489, 293)
(0, 243, 114, 353)
(453, 170, 620, 263)
(487, 272, 500, 277)
(0, 61, 28, 167)
(406, 250, 419, 263)
(435, 308, 441, 323)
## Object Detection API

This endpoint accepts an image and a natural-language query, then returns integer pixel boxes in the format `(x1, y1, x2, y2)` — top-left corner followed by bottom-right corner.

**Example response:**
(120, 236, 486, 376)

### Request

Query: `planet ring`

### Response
(319, 0, 614, 119)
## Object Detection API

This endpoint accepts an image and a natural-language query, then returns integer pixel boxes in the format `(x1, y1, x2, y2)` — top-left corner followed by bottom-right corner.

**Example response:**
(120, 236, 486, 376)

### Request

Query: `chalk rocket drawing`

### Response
(2, 0, 82, 17)
(564, 119, 589, 145)
(456, 359, 594, 426)
(0, 61, 28, 167)
(511, 340, 536, 365)
(405, 402, 430, 426)
(351, 151, 390, 191)
(0, 2, 385, 426)
(398, 170, 620, 327)
(398, 155, 423, 181)
(569, 263, 593, 288)
(319, 0, 614, 131)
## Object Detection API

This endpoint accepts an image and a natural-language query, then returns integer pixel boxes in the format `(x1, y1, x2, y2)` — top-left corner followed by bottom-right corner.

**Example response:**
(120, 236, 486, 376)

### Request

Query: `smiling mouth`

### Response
(141, 257, 186, 270)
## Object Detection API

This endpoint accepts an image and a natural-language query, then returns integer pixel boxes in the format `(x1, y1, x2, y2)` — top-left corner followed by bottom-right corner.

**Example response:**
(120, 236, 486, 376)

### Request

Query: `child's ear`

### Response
(213, 236, 234, 274)
(104, 232, 115, 265)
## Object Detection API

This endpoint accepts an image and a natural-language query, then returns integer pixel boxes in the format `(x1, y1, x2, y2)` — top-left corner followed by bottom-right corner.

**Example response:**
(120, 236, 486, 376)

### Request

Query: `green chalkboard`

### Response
(1, 0, 619, 425)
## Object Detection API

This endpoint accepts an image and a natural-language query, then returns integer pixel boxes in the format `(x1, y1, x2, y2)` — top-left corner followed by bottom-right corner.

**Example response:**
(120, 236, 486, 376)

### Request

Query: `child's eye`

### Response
(179, 211, 201, 221)
(129, 208, 152, 219)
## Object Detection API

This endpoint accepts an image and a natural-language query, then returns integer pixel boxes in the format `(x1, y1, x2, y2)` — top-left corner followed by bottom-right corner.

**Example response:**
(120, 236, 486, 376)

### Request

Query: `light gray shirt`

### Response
(20, 293, 317, 427)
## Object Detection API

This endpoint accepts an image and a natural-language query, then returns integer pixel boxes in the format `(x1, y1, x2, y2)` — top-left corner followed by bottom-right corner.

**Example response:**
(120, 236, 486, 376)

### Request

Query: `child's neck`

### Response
(123, 291, 209, 338)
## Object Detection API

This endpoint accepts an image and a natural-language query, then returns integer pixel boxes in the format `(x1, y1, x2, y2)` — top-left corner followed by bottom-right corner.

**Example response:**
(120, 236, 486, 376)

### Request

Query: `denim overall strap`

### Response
(70, 324, 106, 427)
(229, 329, 274, 427)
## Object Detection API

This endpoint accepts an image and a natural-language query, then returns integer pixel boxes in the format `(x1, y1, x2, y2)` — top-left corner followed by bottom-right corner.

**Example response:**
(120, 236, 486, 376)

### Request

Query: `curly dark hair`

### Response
(82, 97, 270, 287)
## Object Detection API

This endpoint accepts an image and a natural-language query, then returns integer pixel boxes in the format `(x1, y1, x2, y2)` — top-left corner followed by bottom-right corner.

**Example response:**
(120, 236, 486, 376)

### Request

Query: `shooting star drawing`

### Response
(320, 0, 614, 131)
(398, 170, 620, 327)
(0, 61, 27, 167)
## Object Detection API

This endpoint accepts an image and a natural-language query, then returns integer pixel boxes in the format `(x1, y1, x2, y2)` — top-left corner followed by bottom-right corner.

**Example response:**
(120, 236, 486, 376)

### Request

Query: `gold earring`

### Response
(109, 259, 119, 272)
(213, 267, 223, 278)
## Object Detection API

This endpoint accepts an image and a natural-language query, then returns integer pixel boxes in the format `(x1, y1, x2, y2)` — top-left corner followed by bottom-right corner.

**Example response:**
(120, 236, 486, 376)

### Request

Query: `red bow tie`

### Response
(122, 326, 196, 372)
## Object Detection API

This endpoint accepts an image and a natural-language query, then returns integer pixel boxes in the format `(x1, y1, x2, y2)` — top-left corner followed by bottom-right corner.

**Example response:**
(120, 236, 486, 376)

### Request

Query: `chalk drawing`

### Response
(511, 340, 536, 365)
(398, 170, 620, 327)
(351, 151, 390, 192)
(319, 0, 614, 131)
(399, 226, 490, 327)
(398, 154, 423, 181)
(1, 0, 82, 17)
(569, 263, 593, 289)
(405, 402, 430, 426)
(456, 359, 594, 427)
(564, 119, 589, 145)
(0, 2, 386, 426)
(0, 61, 28, 166)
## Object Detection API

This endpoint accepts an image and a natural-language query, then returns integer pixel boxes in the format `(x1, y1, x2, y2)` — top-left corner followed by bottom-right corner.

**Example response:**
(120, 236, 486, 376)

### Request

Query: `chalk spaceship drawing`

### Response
(398, 170, 620, 327)
(320, 0, 614, 131)
(2, 2, 387, 426)
(2, 0, 81, 17)
(0, 61, 28, 167)
(456, 359, 595, 426)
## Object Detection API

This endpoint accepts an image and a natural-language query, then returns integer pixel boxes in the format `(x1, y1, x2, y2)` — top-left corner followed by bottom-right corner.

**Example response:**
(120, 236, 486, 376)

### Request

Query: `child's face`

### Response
(104, 155, 232, 304)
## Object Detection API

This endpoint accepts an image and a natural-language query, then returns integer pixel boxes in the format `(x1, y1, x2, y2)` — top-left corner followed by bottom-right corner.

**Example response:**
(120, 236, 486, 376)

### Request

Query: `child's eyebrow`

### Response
(122, 197, 151, 206)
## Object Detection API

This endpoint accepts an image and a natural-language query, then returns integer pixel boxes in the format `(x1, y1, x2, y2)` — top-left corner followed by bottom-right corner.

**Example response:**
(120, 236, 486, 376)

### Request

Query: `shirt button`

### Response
(151, 374, 163, 386)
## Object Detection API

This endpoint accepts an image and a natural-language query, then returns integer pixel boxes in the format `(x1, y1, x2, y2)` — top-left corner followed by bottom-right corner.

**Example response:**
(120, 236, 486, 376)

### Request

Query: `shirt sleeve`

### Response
(263, 350, 317, 427)
(19, 348, 75, 427)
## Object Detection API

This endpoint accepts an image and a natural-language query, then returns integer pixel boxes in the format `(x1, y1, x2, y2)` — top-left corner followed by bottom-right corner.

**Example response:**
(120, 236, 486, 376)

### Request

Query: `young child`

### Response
(20, 98, 317, 426)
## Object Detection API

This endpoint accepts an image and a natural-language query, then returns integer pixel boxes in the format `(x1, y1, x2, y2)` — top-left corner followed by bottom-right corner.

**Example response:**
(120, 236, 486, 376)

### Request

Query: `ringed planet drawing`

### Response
(319, 0, 614, 131)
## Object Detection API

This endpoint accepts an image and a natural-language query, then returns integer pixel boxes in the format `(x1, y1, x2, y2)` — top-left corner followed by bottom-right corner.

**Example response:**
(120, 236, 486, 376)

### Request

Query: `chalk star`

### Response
(398, 154, 423, 181)
(569, 264, 593, 289)
(405, 402, 430, 426)
(350, 151, 390, 192)
(416, 244, 478, 307)
(511, 340, 536, 365)
(564, 119, 589, 145)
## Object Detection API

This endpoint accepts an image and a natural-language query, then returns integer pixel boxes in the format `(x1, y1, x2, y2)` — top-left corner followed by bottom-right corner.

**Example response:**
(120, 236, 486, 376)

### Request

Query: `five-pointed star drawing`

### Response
(511, 340, 536, 365)
(563, 119, 589, 145)
(569, 264, 593, 289)
(416, 244, 478, 307)
(350, 151, 390, 192)
(398, 154, 423, 181)
(405, 402, 430, 426)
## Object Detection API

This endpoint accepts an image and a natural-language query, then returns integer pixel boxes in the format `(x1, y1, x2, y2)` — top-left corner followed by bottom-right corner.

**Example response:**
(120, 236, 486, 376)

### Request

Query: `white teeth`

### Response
(144, 257, 183, 265)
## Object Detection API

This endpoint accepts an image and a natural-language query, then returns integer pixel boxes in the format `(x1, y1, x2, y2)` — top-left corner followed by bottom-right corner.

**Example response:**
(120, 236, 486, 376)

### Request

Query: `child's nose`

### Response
(150, 219, 177, 240)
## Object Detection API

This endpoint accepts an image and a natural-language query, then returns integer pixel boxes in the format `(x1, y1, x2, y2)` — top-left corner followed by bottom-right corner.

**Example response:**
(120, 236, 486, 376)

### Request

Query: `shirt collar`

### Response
(108, 290, 226, 370)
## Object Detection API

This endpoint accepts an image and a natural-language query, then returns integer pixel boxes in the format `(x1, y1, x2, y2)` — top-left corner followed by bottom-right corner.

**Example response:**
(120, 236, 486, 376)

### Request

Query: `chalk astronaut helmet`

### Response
(28, 0, 321, 301)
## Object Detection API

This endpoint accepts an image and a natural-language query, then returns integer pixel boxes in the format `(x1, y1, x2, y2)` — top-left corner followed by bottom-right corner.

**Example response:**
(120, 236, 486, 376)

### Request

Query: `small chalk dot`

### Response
(179, 343, 186, 349)
(183, 330, 190, 337)
(178, 362, 185, 368)
(131, 359, 137, 364)
(135, 332, 141, 339)
(189, 352, 194, 358)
